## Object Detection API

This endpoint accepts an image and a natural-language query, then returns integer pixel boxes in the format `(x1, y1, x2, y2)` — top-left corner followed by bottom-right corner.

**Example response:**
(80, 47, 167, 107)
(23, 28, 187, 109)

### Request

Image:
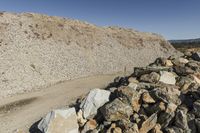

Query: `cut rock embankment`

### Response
(0, 12, 178, 98)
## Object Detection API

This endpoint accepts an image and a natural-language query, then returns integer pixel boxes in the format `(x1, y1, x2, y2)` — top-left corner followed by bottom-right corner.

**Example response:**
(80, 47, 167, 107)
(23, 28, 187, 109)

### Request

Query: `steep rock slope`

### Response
(0, 12, 178, 98)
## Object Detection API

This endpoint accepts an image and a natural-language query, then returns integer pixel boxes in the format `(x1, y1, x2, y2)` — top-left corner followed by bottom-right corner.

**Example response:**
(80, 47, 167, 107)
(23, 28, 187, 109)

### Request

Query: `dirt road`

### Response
(0, 74, 119, 133)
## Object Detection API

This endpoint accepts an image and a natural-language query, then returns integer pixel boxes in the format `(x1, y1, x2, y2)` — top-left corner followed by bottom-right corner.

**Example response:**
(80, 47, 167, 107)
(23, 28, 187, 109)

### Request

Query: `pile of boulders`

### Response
(35, 52, 200, 133)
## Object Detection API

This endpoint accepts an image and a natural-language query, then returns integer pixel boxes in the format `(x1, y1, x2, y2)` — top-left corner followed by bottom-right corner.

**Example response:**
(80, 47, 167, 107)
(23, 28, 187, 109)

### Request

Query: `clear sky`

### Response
(0, 0, 199, 39)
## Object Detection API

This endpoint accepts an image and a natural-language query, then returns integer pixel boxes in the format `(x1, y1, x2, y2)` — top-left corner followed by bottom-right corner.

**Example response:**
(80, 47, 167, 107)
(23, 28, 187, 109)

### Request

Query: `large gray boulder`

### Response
(38, 108, 79, 133)
(80, 88, 110, 119)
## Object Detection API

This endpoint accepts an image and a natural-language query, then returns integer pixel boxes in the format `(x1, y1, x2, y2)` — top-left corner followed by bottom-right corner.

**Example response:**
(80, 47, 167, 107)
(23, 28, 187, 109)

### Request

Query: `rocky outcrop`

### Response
(32, 52, 200, 133)
(0, 12, 178, 98)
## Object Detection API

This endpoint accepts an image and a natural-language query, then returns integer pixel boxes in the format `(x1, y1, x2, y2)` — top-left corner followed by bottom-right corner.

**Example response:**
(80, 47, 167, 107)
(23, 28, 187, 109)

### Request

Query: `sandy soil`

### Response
(0, 74, 120, 133)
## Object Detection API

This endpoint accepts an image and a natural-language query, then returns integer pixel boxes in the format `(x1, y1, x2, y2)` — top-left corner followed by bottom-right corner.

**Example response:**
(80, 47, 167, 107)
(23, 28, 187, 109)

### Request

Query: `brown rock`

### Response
(81, 119, 97, 133)
(113, 127, 122, 133)
(106, 123, 122, 133)
(165, 60, 173, 67)
(77, 109, 87, 127)
(128, 77, 139, 84)
(142, 92, 156, 104)
(158, 103, 177, 128)
(116, 86, 141, 112)
(151, 124, 163, 133)
(125, 123, 139, 133)
(139, 113, 157, 133)
(166, 102, 177, 113)
(192, 73, 200, 85)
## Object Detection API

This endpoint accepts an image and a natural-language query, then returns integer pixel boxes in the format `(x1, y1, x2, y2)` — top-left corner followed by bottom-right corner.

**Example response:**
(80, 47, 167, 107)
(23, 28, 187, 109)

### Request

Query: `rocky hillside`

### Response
(0, 12, 178, 98)
(32, 52, 200, 133)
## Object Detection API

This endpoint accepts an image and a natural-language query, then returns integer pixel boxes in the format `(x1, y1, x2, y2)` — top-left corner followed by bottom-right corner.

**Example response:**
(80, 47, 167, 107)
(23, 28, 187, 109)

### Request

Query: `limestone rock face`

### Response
(0, 12, 178, 98)
(37, 108, 79, 133)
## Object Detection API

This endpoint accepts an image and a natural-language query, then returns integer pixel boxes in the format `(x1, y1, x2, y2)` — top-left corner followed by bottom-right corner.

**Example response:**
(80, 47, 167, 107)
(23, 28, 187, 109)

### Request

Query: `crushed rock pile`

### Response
(30, 51, 200, 133)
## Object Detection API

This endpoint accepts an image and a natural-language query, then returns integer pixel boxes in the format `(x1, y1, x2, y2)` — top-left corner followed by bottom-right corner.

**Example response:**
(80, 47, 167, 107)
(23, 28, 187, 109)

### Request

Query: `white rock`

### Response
(80, 88, 111, 119)
(159, 71, 176, 85)
(38, 108, 79, 133)
(178, 58, 189, 64)
(192, 74, 200, 85)
(128, 82, 138, 90)
(165, 60, 173, 67)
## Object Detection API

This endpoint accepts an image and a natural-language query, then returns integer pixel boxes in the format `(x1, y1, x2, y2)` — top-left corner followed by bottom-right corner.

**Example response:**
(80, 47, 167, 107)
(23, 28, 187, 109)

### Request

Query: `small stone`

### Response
(186, 62, 199, 71)
(193, 100, 200, 118)
(140, 72, 160, 83)
(158, 103, 177, 128)
(108, 87, 118, 93)
(81, 119, 97, 133)
(144, 102, 165, 115)
(150, 85, 181, 105)
(128, 82, 138, 90)
(133, 67, 169, 77)
(125, 123, 139, 133)
(164, 126, 184, 133)
(115, 119, 131, 131)
(151, 124, 163, 133)
(113, 127, 122, 133)
(80, 88, 110, 119)
(176, 76, 194, 91)
(192, 52, 200, 61)
(37, 108, 79, 133)
(153, 57, 168, 66)
(187, 112, 197, 133)
(130, 113, 140, 123)
(174, 109, 188, 129)
(142, 92, 155, 104)
(139, 113, 157, 133)
(166, 102, 178, 113)
(174, 66, 194, 76)
(178, 57, 189, 64)
(195, 118, 200, 132)
(172, 57, 189, 66)
(128, 77, 139, 83)
(106, 124, 122, 133)
(116, 86, 141, 112)
(165, 60, 173, 67)
(106, 123, 116, 133)
(159, 71, 176, 85)
(184, 51, 192, 57)
(192, 73, 200, 85)
(100, 98, 133, 122)
(77, 109, 87, 127)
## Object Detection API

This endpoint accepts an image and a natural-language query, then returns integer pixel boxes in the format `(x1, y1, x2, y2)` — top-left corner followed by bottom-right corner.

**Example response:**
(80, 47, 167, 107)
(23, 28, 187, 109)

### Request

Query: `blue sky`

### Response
(0, 0, 199, 39)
